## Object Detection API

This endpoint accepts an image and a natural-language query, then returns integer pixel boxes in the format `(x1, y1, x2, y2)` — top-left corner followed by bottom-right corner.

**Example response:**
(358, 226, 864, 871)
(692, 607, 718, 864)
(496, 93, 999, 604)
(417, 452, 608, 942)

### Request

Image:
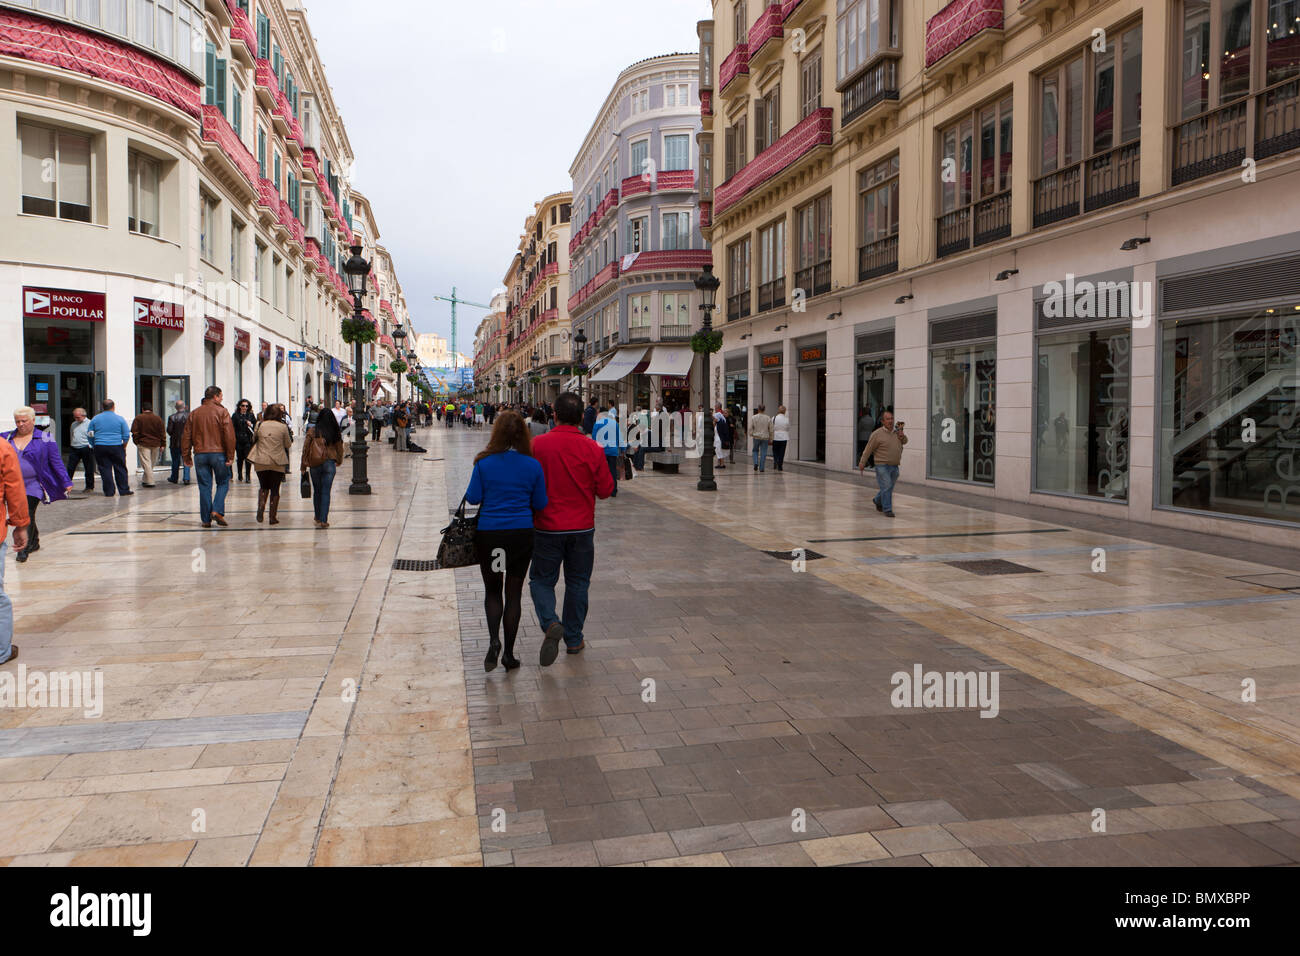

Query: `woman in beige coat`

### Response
(249, 404, 294, 524)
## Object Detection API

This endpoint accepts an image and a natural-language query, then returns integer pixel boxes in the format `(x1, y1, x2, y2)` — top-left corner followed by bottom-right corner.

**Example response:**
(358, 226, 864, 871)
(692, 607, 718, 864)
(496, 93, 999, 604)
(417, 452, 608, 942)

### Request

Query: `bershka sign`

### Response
(133, 297, 185, 331)
(23, 287, 106, 323)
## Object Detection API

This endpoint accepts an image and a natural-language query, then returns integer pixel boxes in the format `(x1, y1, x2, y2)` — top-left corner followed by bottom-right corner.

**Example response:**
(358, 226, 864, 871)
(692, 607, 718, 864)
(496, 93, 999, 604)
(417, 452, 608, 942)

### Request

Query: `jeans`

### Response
(874, 464, 900, 513)
(606, 454, 620, 497)
(66, 445, 96, 489)
(371, 419, 382, 441)
(93, 445, 130, 496)
(169, 448, 191, 483)
(529, 530, 595, 649)
(752, 439, 769, 471)
(310, 459, 337, 523)
(772, 440, 788, 470)
(0, 541, 10, 663)
(194, 453, 231, 524)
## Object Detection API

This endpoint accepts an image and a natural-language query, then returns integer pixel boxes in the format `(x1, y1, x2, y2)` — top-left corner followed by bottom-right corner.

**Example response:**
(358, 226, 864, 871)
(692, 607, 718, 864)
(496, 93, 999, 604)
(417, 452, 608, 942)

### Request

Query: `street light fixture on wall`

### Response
(342, 241, 372, 496)
(694, 265, 721, 493)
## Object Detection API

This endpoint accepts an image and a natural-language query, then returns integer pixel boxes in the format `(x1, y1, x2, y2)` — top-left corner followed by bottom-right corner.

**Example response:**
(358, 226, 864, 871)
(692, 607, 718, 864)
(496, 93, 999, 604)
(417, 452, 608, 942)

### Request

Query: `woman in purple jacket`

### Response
(3, 407, 73, 563)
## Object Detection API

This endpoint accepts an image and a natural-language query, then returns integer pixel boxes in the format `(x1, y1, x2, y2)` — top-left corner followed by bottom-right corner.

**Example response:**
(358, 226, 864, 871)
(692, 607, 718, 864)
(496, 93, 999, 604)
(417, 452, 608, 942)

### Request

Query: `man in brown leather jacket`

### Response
(181, 386, 237, 528)
(130, 404, 166, 488)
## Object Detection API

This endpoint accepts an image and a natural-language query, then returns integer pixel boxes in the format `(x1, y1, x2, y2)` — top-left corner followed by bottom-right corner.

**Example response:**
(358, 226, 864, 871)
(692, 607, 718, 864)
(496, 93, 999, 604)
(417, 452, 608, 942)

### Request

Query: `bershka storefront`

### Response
(21, 286, 106, 443)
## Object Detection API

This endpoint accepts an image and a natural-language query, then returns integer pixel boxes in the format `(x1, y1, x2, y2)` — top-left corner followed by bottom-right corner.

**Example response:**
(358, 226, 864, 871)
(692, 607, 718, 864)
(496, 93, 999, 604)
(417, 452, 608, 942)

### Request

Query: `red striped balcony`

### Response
(200, 105, 259, 190)
(256, 176, 279, 212)
(715, 107, 832, 216)
(600, 187, 620, 222)
(720, 43, 749, 94)
(748, 4, 784, 57)
(620, 250, 712, 276)
(301, 148, 320, 183)
(304, 236, 322, 271)
(926, 0, 1004, 70)
(278, 198, 303, 247)
(380, 300, 395, 318)
(700, 200, 713, 229)
(225, 1, 256, 61)
(782, 0, 806, 18)
(701, 90, 713, 117)
(657, 169, 696, 191)
(621, 174, 652, 198)
(254, 59, 278, 109)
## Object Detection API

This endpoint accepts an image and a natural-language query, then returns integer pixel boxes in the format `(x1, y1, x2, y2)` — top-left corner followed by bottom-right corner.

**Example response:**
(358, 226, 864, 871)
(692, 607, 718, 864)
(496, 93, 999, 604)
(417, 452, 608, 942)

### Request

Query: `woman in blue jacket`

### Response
(466, 411, 547, 672)
(3, 407, 73, 563)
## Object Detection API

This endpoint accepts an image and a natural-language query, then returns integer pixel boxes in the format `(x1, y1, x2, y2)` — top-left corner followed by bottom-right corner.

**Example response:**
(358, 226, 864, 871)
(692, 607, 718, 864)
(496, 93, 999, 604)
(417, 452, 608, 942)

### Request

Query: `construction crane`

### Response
(430, 288, 492, 367)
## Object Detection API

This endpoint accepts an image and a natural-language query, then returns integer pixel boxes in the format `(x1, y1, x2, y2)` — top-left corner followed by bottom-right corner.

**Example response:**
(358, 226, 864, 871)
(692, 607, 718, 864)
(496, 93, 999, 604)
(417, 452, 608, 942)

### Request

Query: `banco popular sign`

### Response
(23, 287, 106, 322)
(134, 297, 185, 331)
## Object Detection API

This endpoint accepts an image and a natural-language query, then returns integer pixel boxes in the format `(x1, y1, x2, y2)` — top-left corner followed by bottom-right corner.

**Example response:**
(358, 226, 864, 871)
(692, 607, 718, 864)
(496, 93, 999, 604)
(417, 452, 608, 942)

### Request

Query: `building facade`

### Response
(493, 192, 572, 406)
(569, 53, 712, 413)
(2, 0, 411, 450)
(702, 0, 1300, 546)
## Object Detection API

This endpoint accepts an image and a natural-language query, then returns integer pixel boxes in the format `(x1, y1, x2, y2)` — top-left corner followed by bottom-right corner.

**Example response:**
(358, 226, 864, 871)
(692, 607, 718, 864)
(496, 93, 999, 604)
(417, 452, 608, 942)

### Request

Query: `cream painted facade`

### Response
(703, 0, 1300, 546)
(2, 0, 413, 445)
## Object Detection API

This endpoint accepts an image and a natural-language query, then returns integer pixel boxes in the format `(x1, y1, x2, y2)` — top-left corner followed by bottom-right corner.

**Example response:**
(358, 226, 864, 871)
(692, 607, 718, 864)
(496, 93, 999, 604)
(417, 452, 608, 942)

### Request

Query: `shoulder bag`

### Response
(437, 479, 481, 569)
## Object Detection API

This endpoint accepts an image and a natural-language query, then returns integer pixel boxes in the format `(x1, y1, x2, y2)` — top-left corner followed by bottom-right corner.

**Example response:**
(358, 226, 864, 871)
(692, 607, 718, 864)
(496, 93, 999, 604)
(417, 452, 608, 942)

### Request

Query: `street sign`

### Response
(287, 350, 306, 362)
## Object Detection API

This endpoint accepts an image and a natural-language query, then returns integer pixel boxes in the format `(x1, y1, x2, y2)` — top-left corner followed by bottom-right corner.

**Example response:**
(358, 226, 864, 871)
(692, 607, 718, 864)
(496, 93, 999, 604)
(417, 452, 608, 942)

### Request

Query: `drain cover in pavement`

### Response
(946, 559, 1041, 576)
(762, 549, 826, 562)
(1227, 572, 1300, 590)
(394, 559, 440, 571)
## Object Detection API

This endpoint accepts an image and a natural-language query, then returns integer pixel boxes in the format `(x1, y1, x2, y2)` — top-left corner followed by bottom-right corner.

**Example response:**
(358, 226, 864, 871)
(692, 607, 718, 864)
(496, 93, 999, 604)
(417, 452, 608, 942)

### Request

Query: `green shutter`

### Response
(257, 13, 269, 60)
(274, 153, 281, 191)
(215, 59, 228, 118)
(232, 87, 242, 137)
(257, 128, 265, 178)
(205, 42, 216, 107)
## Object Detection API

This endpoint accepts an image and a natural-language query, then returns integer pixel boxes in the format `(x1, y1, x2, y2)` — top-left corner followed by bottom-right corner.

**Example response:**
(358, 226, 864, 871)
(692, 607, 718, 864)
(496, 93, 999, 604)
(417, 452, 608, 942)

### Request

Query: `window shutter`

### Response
(232, 87, 242, 137)
(754, 97, 765, 154)
(205, 42, 216, 107)
(257, 128, 265, 178)
(274, 153, 281, 191)
(216, 59, 228, 118)
(725, 126, 735, 179)
(257, 13, 269, 60)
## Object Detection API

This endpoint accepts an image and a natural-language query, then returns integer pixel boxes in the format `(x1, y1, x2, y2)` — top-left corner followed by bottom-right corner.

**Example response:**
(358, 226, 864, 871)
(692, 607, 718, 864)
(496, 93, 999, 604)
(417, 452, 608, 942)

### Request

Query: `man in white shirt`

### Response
(772, 405, 791, 472)
(66, 407, 95, 492)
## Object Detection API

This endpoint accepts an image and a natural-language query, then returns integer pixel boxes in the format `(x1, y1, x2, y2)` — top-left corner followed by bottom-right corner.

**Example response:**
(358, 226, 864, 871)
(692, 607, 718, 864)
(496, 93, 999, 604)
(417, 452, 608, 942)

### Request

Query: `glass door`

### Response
(160, 376, 190, 465)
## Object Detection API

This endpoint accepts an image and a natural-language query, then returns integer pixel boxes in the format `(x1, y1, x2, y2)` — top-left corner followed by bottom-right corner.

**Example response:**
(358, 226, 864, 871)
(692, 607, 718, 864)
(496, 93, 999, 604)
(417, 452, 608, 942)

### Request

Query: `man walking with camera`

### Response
(857, 411, 907, 518)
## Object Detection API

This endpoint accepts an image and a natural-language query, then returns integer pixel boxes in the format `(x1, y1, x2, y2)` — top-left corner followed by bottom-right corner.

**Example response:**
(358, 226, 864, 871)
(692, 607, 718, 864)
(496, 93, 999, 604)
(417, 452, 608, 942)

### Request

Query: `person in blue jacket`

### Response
(465, 410, 547, 673)
(592, 402, 625, 497)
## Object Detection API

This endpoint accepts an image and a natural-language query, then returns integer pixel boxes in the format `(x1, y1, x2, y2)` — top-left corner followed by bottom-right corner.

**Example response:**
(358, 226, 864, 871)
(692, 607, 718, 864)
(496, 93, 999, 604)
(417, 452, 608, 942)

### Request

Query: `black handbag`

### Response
(300, 471, 312, 499)
(436, 494, 479, 569)
(621, 453, 633, 480)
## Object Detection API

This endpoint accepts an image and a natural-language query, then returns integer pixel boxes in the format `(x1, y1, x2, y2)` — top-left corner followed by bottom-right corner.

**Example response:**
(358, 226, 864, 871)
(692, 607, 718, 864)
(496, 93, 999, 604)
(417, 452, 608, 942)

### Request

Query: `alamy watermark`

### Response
(891, 664, 1000, 719)
(0, 664, 104, 719)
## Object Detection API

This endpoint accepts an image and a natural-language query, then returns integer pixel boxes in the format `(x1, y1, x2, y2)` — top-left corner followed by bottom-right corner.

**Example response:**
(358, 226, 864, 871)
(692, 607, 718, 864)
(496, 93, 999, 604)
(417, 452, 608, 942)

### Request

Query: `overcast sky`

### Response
(305, 0, 709, 358)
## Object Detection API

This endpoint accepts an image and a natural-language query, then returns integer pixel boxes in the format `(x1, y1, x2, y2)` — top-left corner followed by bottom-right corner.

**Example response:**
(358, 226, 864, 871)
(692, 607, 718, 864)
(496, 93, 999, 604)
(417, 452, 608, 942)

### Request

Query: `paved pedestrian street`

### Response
(1, 425, 1299, 868)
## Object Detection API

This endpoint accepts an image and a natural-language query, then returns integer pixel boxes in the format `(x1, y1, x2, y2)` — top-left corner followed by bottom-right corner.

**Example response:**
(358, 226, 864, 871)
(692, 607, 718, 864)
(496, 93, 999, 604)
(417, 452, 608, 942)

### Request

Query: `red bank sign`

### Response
(23, 287, 106, 322)
(134, 297, 185, 331)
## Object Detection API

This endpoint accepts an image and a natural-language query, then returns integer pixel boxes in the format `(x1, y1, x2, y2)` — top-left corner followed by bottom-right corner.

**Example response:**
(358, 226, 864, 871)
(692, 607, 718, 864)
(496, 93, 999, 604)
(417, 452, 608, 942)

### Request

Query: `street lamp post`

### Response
(531, 350, 539, 405)
(694, 265, 721, 493)
(508, 363, 515, 405)
(574, 329, 587, 400)
(392, 324, 407, 405)
(342, 241, 373, 496)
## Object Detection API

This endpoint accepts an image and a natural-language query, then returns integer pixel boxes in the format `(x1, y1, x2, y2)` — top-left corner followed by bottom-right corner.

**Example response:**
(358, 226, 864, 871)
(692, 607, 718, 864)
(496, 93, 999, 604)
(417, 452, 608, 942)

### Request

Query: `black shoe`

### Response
(566, 641, 586, 655)
(484, 640, 501, 672)
(884, 510, 896, 518)
(167, 478, 178, 485)
(15, 550, 28, 564)
(875, 500, 883, 512)
(120, 491, 134, 497)
(539, 622, 563, 667)
(502, 652, 521, 671)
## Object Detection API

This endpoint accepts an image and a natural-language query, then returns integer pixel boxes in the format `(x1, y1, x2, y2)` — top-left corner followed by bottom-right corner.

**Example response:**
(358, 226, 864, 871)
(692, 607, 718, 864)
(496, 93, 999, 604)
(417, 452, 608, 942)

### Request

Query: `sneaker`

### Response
(539, 622, 564, 667)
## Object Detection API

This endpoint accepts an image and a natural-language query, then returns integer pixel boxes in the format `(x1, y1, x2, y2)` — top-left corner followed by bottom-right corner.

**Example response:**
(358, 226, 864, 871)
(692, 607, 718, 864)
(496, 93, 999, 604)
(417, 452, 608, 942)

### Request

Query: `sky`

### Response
(305, 0, 710, 360)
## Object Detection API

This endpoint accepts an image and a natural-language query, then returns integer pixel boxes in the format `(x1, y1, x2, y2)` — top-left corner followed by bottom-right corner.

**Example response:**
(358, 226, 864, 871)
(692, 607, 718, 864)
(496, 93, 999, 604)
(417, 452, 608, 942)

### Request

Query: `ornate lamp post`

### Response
(342, 241, 373, 496)
(574, 328, 587, 399)
(392, 323, 408, 405)
(694, 265, 722, 493)
(508, 363, 516, 404)
(531, 350, 539, 405)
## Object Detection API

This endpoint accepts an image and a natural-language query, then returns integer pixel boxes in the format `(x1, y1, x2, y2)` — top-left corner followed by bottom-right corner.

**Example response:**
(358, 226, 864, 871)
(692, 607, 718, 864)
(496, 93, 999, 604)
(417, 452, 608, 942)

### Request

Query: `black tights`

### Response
(480, 567, 526, 652)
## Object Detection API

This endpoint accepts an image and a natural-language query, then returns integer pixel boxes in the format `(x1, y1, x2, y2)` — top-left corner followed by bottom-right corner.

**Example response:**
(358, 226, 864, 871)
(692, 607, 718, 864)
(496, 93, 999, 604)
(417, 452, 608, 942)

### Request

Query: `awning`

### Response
(589, 346, 649, 382)
(643, 346, 695, 377)
(371, 379, 396, 400)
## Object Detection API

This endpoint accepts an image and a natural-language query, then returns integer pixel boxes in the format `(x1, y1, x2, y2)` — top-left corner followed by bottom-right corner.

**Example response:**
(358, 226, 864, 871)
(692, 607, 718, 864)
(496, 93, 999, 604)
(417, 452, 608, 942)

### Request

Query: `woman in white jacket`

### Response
(772, 405, 791, 472)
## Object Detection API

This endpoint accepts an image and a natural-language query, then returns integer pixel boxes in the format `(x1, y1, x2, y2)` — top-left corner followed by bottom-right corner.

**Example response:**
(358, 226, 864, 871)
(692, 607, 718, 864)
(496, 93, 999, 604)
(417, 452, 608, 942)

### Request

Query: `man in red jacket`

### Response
(529, 392, 615, 664)
(1, 440, 31, 665)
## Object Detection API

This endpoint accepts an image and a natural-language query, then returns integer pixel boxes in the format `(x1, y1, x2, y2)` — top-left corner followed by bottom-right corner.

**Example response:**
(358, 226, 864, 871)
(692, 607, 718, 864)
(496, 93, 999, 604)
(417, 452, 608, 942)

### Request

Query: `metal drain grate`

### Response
(946, 559, 1041, 576)
(394, 559, 440, 572)
(1227, 572, 1300, 591)
(762, 549, 826, 562)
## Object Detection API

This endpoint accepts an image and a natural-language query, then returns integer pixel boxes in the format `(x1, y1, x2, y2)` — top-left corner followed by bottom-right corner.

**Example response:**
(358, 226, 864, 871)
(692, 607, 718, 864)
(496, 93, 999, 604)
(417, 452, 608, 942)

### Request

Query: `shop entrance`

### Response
(798, 365, 826, 462)
(26, 368, 97, 447)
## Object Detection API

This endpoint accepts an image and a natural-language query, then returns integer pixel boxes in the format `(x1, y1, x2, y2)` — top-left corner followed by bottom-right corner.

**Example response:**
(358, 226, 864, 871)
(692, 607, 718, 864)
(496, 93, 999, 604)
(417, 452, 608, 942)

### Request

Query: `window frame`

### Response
(19, 122, 96, 224)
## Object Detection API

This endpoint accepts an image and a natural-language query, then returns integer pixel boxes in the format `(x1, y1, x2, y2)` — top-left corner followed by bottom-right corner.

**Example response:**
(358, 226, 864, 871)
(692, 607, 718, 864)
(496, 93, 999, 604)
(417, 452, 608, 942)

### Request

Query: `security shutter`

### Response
(1162, 254, 1300, 314)
(855, 329, 894, 355)
(930, 312, 997, 346)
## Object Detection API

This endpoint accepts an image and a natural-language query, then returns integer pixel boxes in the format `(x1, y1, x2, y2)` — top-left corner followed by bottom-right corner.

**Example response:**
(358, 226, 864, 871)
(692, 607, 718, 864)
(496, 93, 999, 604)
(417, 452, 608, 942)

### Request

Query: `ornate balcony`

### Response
(701, 90, 713, 118)
(782, 0, 808, 20)
(256, 177, 279, 217)
(254, 59, 278, 110)
(199, 105, 259, 200)
(301, 148, 320, 183)
(720, 43, 750, 94)
(1033, 141, 1140, 228)
(225, 0, 257, 64)
(925, 0, 1004, 75)
(714, 107, 833, 216)
(794, 262, 831, 298)
(1172, 79, 1300, 186)
(621, 174, 652, 198)
(757, 277, 786, 313)
(620, 250, 713, 277)
(700, 201, 712, 229)
(936, 191, 1010, 259)
(657, 169, 696, 191)
(727, 290, 751, 322)
(748, 4, 783, 60)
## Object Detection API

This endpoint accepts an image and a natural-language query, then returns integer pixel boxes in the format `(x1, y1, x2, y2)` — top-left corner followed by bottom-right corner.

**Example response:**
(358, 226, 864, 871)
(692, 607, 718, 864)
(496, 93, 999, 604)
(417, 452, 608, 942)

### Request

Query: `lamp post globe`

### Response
(694, 265, 721, 493)
(342, 241, 373, 495)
